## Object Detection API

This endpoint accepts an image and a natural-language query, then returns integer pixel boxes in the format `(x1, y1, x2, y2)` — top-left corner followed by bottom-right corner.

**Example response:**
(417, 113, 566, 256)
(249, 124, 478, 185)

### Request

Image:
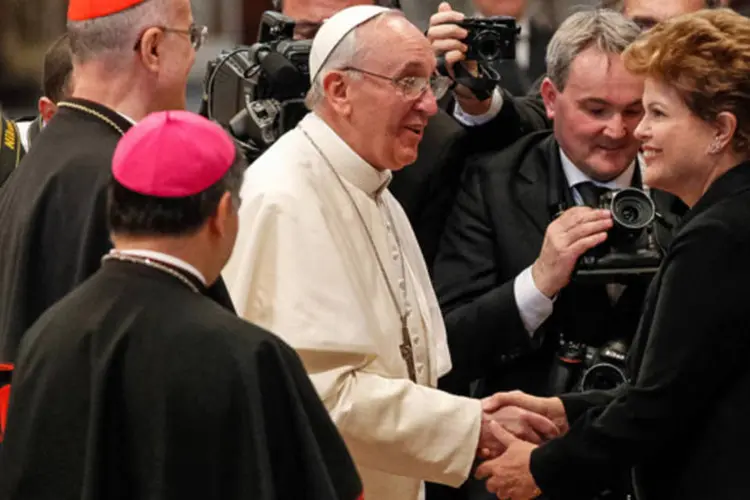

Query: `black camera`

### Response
(547, 337, 630, 395)
(200, 11, 311, 161)
(456, 16, 520, 63)
(576, 188, 663, 284)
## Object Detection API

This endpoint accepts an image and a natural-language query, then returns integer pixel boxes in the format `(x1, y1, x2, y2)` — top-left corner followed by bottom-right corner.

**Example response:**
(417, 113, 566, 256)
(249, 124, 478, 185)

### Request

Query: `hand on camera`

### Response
(531, 206, 612, 298)
(476, 403, 561, 459)
(427, 2, 492, 115)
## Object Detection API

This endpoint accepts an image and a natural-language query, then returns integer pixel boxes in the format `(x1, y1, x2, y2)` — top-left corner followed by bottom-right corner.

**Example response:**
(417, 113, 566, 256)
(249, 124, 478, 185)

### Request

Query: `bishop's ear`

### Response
(208, 191, 238, 240)
(135, 27, 165, 72)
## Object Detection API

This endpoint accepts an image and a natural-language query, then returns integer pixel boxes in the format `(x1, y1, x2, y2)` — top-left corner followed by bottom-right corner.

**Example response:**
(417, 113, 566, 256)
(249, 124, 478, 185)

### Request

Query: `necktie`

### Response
(576, 181, 611, 208)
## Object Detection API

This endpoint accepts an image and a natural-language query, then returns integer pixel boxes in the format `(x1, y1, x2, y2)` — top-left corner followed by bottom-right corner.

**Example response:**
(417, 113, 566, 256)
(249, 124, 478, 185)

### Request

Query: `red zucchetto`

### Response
(112, 111, 236, 198)
(68, 0, 148, 21)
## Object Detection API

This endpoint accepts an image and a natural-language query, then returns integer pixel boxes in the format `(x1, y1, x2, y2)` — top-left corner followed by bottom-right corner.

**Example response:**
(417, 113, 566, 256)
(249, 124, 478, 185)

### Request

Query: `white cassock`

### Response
(223, 112, 482, 500)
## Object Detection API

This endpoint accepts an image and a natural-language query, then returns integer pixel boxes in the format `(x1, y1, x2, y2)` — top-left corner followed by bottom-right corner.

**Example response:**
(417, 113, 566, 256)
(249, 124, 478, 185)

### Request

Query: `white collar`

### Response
(117, 249, 207, 285)
(559, 148, 635, 191)
(299, 112, 391, 198)
(116, 111, 137, 125)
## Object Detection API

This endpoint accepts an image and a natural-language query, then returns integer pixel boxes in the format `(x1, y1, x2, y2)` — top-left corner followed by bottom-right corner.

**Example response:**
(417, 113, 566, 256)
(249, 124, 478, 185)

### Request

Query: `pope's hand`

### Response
(483, 390, 570, 434)
(477, 404, 560, 459)
(476, 421, 542, 500)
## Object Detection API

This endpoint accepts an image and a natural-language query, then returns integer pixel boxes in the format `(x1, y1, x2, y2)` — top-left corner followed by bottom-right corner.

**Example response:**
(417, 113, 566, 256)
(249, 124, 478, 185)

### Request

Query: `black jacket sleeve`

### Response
(462, 89, 551, 155)
(433, 161, 535, 391)
(530, 217, 750, 498)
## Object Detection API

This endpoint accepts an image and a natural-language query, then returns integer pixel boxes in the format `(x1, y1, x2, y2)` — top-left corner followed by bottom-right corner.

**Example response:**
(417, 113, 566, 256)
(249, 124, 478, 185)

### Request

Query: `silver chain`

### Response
(102, 250, 200, 294)
(301, 128, 418, 382)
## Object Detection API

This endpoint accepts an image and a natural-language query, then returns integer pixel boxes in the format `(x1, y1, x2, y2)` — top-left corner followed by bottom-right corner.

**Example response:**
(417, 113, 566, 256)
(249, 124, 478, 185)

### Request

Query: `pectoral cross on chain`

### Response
(399, 316, 418, 382)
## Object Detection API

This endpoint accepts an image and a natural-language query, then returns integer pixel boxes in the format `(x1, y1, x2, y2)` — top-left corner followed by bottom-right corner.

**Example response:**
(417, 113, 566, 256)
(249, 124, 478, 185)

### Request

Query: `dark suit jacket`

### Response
(389, 109, 468, 269)
(432, 131, 684, 398)
(531, 160, 750, 500)
(390, 85, 551, 270)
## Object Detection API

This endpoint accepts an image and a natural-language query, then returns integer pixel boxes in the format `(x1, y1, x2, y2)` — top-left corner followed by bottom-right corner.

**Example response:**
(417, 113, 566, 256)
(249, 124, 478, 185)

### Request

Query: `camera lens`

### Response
(580, 363, 628, 391)
(610, 188, 655, 229)
(474, 31, 502, 60)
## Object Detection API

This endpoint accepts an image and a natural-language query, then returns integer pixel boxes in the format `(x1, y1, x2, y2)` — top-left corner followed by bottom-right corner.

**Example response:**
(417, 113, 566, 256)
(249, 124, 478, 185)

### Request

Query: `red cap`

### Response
(112, 111, 236, 198)
(68, 0, 148, 21)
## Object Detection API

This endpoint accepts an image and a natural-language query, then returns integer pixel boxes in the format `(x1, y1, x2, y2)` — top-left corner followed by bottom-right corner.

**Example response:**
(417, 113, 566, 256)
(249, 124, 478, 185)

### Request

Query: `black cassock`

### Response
(0, 258, 363, 500)
(0, 98, 235, 363)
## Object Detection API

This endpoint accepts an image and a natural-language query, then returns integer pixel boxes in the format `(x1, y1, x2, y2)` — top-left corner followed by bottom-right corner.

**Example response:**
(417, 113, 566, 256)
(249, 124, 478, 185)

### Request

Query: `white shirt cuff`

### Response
(513, 266, 555, 337)
(452, 87, 504, 127)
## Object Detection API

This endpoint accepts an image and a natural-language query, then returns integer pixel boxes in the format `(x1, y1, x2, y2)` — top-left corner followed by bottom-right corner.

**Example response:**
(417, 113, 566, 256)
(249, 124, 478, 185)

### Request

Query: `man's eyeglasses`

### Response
(342, 66, 453, 101)
(133, 23, 208, 51)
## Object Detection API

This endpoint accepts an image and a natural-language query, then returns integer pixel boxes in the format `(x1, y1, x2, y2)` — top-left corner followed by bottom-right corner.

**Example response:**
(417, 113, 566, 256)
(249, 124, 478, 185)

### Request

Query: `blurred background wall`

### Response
(0, 0, 267, 117)
(3, 0, 745, 118)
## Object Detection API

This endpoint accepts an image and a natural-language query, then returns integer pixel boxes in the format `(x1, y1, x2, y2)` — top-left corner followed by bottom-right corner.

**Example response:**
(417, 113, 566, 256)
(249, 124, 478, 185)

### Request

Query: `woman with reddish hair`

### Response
(474, 8, 750, 500)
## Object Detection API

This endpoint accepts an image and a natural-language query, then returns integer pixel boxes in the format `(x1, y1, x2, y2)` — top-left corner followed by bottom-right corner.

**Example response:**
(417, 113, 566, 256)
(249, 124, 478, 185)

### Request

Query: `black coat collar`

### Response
(680, 160, 750, 229)
(55, 98, 134, 137)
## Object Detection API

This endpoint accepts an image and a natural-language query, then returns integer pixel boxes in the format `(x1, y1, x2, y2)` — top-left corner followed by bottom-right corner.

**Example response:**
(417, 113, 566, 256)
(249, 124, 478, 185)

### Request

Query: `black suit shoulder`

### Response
(390, 108, 468, 269)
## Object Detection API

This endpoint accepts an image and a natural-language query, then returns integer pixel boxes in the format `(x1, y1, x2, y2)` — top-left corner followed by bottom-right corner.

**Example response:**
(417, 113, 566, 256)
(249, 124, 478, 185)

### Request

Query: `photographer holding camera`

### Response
(431, 9, 685, 498)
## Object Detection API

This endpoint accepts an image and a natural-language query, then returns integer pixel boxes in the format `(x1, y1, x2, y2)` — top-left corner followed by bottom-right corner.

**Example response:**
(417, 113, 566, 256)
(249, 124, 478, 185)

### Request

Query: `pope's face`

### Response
(343, 15, 439, 171)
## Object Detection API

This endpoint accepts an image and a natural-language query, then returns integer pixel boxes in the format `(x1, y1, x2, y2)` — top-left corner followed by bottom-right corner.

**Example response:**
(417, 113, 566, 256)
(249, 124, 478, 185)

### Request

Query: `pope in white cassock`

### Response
(223, 6, 559, 500)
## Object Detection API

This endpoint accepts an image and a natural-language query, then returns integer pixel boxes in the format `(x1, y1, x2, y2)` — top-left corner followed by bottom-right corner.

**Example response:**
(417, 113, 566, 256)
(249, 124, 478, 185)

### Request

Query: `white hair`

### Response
(304, 28, 361, 110)
(67, 0, 172, 66)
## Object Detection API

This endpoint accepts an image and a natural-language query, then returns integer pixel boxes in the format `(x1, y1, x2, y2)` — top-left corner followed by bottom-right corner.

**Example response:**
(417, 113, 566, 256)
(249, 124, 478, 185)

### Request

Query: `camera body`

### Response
(576, 187, 663, 284)
(548, 337, 630, 395)
(202, 11, 311, 160)
(456, 16, 520, 62)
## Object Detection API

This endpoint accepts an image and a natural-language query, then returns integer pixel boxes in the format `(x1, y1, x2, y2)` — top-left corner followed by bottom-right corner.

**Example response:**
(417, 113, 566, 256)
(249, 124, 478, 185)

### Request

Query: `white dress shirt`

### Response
(513, 149, 636, 335)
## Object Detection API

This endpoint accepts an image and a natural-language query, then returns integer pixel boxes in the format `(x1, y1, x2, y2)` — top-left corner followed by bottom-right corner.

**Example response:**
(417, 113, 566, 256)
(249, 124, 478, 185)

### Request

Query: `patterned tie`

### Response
(576, 181, 611, 208)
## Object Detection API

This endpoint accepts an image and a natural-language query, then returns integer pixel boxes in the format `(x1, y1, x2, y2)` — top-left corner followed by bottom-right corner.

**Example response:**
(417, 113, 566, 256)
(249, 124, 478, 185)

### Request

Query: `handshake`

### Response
(475, 391, 569, 500)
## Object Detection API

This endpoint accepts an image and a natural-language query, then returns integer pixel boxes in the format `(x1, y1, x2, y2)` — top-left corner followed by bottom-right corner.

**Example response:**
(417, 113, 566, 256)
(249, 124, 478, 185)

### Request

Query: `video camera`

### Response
(575, 187, 664, 284)
(200, 11, 311, 161)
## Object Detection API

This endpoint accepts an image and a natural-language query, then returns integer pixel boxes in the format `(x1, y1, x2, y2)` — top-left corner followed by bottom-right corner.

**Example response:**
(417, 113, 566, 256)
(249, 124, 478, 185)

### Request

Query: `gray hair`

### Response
(304, 10, 404, 110)
(546, 9, 641, 90)
(67, 0, 172, 65)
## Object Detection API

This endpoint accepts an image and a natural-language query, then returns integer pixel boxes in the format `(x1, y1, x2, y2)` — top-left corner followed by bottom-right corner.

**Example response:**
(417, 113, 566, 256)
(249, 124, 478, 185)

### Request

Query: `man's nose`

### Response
(415, 87, 439, 117)
(603, 114, 627, 140)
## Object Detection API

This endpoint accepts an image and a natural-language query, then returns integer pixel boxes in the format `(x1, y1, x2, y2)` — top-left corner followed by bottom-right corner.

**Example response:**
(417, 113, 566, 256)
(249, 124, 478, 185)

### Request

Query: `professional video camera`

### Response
(575, 187, 664, 284)
(200, 11, 311, 161)
(437, 16, 520, 99)
(548, 337, 630, 395)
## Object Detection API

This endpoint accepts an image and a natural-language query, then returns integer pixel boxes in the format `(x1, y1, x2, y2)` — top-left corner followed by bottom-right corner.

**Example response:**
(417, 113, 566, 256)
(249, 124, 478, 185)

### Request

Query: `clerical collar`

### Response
(559, 148, 635, 191)
(299, 112, 391, 197)
(116, 249, 207, 285)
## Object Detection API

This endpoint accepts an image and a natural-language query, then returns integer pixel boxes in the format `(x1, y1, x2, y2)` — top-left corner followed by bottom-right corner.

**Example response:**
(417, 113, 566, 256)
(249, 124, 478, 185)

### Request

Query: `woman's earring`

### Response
(708, 139, 722, 155)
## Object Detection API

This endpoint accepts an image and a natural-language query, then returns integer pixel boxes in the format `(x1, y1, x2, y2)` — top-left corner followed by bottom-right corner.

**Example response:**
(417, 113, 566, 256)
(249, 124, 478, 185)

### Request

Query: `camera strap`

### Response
(437, 56, 497, 102)
(0, 115, 24, 186)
